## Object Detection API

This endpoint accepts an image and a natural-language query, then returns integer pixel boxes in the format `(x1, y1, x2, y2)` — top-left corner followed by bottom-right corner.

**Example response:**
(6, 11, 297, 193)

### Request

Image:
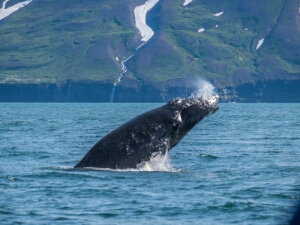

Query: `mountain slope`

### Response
(0, 0, 145, 83)
(0, 0, 299, 102)
(126, 0, 300, 86)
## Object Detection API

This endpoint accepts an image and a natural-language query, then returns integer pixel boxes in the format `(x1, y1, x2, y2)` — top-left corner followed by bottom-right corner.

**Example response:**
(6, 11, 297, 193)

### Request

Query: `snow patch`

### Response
(183, 0, 193, 6)
(0, 0, 32, 21)
(134, 0, 159, 42)
(213, 12, 223, 17)
(256, 38, 264, 50)
(198, 28, 205, 33)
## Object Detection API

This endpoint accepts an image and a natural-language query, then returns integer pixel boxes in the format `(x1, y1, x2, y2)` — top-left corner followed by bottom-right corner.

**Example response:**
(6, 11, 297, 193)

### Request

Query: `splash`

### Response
(191, 80, 217, 100)
(73, 144, 178, 172)
(137, 148, 175, 172)
(73, 154, 178, 173)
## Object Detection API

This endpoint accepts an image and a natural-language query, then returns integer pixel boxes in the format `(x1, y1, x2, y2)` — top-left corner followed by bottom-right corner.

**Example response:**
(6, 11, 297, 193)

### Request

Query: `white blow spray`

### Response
(191, 80, 217, 100)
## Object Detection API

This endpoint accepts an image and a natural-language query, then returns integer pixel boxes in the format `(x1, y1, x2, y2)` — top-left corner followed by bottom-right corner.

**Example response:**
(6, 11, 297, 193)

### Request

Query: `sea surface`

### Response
(1, 103, 299, 224)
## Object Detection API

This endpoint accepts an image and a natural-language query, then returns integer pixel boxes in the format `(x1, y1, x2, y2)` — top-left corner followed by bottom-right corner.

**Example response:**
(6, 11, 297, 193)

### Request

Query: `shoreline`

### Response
(0, 79, 299, 103)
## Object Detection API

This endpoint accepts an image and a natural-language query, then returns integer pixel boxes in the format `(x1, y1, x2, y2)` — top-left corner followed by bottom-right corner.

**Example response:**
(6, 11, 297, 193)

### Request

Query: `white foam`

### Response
(7, 176, 15, 181)
(78, 142, 178, 172)
(116, 57, 119, 61)
(183, 0, 193, 6)
(134, 0, 159, 42)
(256, 38, 264, 50)
(78, 151, 177, 172)
(56, 166, 73, 170)
(213, 12, 224, 17)
(137, 150, 175, 172)
(0, 0, 32, 21)
(198, 28, 205, 32)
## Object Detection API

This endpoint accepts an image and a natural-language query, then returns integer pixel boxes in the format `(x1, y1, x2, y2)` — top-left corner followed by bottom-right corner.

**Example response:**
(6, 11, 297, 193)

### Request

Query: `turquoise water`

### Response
(1, 103, 299, 224)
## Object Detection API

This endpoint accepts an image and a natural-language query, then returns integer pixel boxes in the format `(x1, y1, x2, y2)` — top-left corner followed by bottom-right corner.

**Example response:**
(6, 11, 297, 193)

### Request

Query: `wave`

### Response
(198, 153, 219, 160)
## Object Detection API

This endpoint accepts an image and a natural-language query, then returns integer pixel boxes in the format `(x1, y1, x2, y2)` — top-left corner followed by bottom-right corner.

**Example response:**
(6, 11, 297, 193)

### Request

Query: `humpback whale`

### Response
(75, 95, 220, 169)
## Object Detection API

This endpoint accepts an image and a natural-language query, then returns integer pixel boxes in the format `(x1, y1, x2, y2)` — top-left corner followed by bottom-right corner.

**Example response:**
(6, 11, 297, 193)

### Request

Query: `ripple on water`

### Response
(0, 103, 299, 224)
(198, 153, 219, 160)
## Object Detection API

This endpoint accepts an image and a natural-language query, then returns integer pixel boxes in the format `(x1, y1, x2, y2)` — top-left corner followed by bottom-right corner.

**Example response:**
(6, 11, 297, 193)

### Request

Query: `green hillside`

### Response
(0, 0, 299, 87)
(127, 0, 300, 86)
(0, 0, 144, 83)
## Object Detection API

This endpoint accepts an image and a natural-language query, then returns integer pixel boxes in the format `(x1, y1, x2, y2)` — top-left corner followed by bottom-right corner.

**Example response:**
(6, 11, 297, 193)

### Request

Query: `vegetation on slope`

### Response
(0, 0, 144, 83)
(0, 0, 299, 87)
(126, 0, 300, 85)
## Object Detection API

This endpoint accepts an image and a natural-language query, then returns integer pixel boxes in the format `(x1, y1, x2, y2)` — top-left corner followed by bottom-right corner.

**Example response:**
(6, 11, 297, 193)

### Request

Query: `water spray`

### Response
(191, 80, 217, 100)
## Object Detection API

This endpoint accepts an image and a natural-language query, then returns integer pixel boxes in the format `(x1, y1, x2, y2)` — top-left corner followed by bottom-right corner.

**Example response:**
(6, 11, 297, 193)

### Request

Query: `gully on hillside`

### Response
(110, 0, 160, 103)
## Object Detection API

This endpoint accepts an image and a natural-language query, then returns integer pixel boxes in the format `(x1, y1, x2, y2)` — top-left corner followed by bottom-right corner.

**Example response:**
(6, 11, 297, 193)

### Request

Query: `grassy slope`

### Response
(127, 0, 300, 85)
(0, 0, 143, 83)
(0, 0, 299, 85)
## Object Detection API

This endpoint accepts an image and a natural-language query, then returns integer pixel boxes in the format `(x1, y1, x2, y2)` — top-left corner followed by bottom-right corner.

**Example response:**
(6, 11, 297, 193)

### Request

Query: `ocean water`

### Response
(1, 103, 299, 224)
